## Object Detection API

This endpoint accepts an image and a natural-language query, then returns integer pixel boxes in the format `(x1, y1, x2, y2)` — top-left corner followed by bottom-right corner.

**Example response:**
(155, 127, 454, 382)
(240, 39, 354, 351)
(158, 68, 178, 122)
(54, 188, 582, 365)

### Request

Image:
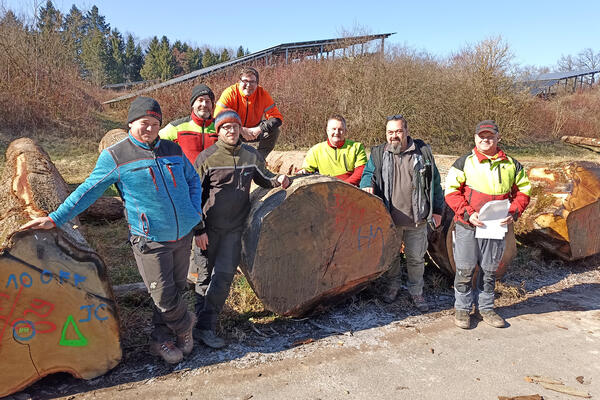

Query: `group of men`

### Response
(20, 66, 531, 365)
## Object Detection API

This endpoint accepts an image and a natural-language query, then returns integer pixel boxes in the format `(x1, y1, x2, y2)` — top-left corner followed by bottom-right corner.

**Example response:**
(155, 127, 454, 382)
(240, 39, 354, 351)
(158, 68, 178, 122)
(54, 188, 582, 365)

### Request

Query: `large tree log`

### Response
(517, 161, 600, 260)
(561, 135, 600, 149)
(241, 175, 401, 317)
(98, 128, 128, 153)
(426, 205, 517, 278)
(265, 150, 307, 174)
(0, 138, 121, 397)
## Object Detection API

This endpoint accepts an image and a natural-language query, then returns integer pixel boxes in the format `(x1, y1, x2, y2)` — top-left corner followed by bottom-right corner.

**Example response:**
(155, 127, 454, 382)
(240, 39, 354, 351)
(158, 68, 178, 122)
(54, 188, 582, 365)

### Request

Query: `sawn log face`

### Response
(241, 175, 401, 317)
(0, 138, 121, 397)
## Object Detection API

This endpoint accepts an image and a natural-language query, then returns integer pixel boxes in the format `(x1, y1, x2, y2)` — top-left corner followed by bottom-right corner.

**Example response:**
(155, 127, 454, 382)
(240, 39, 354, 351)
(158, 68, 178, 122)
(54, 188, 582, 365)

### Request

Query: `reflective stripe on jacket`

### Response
(444, 147, 531, 226)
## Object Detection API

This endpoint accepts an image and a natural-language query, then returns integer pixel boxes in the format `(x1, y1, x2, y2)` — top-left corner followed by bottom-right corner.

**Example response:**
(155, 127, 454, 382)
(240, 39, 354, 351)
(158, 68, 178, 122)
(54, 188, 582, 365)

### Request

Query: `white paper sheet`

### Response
(475, 199, 510, 240)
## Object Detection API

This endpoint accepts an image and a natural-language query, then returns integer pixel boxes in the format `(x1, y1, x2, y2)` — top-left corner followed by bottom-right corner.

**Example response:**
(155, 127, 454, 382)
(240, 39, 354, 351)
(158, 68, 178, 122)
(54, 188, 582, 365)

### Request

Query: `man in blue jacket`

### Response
(20, 97, 203, 364)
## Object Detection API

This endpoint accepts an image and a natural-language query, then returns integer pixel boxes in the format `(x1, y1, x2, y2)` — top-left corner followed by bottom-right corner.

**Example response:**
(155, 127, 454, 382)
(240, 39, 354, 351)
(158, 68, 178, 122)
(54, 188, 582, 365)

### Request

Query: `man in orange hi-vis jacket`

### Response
(214, 67, 282, 159)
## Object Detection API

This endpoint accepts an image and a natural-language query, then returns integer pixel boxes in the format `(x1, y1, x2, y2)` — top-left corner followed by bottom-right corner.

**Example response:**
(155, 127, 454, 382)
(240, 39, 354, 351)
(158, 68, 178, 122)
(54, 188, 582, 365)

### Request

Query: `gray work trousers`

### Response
(192, 227, 242, 331)
(453, 224, 506, 311)
(242, 127, 280, 160)
(386, 223, 428, 296)
(131, 231, 194, 342)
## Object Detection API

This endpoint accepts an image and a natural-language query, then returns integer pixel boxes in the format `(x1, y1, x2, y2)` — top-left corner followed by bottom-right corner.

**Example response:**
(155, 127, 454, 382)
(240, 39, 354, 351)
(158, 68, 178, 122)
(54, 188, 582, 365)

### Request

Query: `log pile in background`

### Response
(0, 138, 121, 397)
(517, 161, 600, 260)
(240, 175, 401, 316)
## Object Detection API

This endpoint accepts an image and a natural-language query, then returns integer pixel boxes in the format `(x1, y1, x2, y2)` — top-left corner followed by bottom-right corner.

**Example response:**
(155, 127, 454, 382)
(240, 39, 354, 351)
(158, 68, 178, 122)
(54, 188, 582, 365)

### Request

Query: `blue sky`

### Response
(3, 0, 599, 69)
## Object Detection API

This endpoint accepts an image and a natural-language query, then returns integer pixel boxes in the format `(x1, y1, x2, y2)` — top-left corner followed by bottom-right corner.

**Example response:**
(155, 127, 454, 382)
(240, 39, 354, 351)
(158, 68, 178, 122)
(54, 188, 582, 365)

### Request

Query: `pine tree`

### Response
(37, 0, 62, 33)
(1, 10, 22, 28)
(83, 5, 109, 35)
(202, 49, 218, 68)
(140, 36, 162, 80)
(236, 45, 244, 58)
(62, 5, 86, 71)
(106, 29, 125, 83)
(220, 49, 230, 63)
(123, 34, 143, 81)
(185, 47, 202, 72)
(81, 27, 109, 84)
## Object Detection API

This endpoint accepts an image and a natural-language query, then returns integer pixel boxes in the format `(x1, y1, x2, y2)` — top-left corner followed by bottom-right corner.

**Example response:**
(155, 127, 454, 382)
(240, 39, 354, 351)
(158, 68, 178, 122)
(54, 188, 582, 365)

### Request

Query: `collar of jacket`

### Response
(216, 138, 242, 154)
(327, 138, 345, 148)
(473, 147, 508, 163)
(190, 111, 214, 127)
(128, 132, 160, 150)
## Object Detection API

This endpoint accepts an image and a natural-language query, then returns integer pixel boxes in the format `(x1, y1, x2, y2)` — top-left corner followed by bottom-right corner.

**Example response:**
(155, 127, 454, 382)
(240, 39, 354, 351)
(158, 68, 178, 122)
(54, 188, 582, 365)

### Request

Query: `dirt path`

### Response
(14, 261, 599, 400)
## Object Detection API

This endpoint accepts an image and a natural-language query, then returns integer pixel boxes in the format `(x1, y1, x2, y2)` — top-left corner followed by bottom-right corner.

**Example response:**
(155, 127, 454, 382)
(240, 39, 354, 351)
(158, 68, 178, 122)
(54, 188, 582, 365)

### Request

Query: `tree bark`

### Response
(0, 138, 121, 397)
(561, 135, 600, 149)
(240, 175, 401, 317)
(517, 161, 600, 260)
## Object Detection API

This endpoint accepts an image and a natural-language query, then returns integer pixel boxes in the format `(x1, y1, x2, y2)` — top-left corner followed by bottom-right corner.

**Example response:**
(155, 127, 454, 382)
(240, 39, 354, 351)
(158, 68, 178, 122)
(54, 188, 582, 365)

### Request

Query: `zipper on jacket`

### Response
(148, 167, 159, 191)
(244, 100, 249, 127)
(153, 151, 180, 238)
(166, 165, 177, 187)
(497, 164, 502, 184)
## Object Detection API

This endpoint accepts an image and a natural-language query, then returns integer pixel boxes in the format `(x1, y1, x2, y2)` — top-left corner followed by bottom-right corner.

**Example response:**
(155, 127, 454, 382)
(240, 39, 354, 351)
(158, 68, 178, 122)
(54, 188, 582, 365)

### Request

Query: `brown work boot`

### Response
(196, 329, 226, 349)
(149, 340, 183, 364)
(176, 312, 197, 356)
(382, 285, 400, 303)
(454, 309, 471, 329)
(411, 294, 429, 312)
(480, 309, 506, 328)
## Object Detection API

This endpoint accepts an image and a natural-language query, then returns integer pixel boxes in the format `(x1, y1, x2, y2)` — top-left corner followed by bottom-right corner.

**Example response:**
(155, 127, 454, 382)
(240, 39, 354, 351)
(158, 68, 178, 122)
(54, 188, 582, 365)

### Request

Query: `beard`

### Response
(388, 141, 403, 153)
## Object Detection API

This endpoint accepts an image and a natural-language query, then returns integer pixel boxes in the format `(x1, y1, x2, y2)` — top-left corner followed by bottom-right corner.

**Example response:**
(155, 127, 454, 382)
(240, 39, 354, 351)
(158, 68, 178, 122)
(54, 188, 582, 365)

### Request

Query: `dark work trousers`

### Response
(242, 127, 280, 160)
(453, 224, 506, 311)
(131, 231, 194, 342)
(193, 227, 242, 331)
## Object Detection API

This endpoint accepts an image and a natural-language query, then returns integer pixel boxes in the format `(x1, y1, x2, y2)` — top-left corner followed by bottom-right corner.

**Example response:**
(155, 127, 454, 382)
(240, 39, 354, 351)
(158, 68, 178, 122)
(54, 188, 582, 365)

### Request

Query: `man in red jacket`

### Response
(445, 120, 531, 329)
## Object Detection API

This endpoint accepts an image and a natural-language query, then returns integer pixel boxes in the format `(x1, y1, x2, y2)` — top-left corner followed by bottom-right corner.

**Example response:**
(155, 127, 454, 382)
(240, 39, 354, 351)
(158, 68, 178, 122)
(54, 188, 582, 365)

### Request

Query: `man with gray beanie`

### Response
(160, 83, 217, 163)
(192, 109, 290, 348)
(20, 96, 204, 364)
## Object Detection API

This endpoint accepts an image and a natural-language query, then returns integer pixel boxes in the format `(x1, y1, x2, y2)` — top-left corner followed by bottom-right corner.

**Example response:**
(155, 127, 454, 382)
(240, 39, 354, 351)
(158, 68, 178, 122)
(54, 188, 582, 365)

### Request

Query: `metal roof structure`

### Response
(521, 68, 600, 96)
(103, 33, 395, 105)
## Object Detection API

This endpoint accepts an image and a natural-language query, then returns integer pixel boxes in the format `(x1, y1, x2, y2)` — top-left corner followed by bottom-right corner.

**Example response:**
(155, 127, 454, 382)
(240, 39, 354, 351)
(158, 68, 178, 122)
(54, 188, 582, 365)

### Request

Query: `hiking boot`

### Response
(149, 340, 183, 364)
(382, 286, 400, 303)
(480, 309, 506, 328)
(176, 313, 197, 356)
(454, 309, 471, 329)
(411, 294, 429, 312)
(196, 329, 226, 349)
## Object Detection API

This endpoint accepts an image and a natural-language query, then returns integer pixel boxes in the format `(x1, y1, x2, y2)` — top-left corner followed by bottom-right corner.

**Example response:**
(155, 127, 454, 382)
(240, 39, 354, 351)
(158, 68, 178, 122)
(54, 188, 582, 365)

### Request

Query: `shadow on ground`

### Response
(14, 261, 600, 400)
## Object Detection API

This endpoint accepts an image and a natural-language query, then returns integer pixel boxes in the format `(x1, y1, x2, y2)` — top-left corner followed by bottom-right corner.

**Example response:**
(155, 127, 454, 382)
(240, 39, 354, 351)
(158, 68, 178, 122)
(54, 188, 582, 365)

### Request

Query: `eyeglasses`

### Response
(386, 114, 404, 121)
(240, 79, 257, 86)
(220, 124, 239, 132)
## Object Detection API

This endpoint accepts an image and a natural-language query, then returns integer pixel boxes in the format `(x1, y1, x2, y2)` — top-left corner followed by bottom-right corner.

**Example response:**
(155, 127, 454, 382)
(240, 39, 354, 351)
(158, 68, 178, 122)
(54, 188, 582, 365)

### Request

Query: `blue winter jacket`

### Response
(50, 133, 203, 242)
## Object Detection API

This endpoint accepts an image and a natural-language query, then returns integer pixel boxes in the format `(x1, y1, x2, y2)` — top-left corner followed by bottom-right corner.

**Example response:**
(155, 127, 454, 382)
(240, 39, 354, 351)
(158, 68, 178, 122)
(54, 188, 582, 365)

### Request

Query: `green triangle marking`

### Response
(59, 315, 88, 347)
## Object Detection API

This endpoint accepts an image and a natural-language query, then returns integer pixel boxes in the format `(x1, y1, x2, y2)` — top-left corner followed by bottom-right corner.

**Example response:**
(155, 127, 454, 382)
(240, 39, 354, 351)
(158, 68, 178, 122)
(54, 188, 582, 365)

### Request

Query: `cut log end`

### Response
(241, 175, 400, 317)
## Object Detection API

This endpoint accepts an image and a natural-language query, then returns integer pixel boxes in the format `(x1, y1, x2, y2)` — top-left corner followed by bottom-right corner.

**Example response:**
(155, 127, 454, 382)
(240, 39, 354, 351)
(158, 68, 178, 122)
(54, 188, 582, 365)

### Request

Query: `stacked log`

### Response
(0, 138, 121, 397)
(517, 161, 600, 260)
(241, 175, 401, 316)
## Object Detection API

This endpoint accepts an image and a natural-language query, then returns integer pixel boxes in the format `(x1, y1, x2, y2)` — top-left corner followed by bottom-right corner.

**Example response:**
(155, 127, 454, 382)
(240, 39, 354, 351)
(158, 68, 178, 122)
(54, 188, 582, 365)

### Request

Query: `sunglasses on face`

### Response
(386, 114, 404, 121)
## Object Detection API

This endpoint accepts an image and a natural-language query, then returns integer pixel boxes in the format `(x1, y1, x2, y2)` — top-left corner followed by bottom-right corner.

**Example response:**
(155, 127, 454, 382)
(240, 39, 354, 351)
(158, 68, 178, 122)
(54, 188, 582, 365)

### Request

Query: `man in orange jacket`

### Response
(214, 67, 282, 159)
